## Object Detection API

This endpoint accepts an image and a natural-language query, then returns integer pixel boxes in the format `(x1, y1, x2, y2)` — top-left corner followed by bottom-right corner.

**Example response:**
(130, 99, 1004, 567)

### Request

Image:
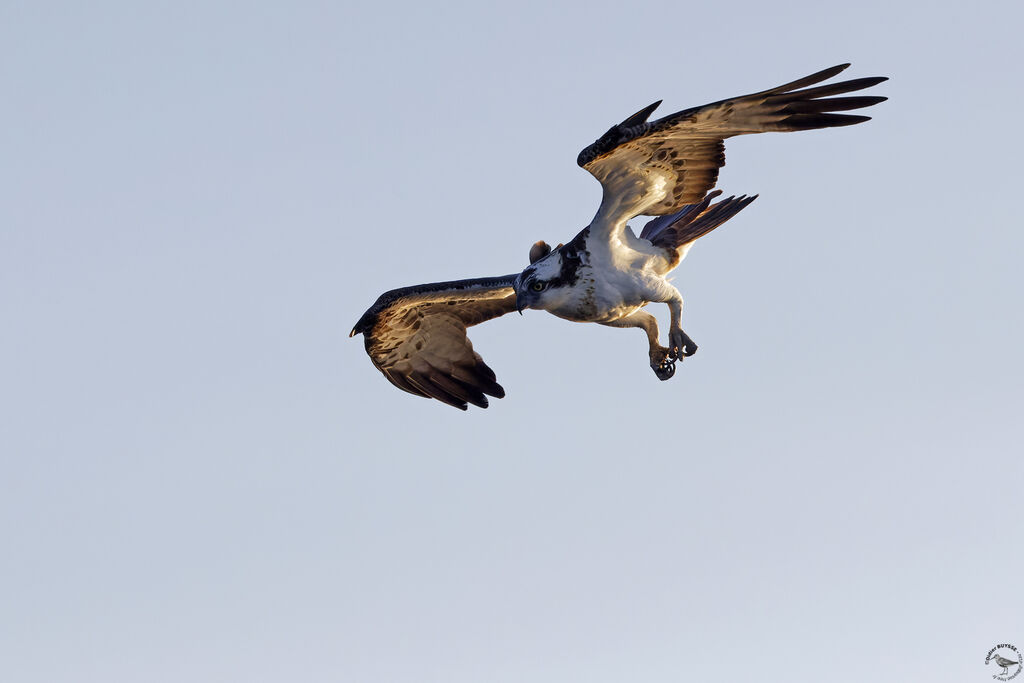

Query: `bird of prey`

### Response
(351, 64, 887, 410)
(990, 654, 1020, 676)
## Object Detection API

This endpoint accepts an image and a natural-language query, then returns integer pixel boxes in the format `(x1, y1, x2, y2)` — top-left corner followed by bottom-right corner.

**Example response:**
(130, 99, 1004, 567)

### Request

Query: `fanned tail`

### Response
(641, 192, 758, 252)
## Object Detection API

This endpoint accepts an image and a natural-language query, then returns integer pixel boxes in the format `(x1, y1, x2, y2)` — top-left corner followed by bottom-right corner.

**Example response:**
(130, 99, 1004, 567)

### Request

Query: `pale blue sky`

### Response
(1, 1, 1022, 682)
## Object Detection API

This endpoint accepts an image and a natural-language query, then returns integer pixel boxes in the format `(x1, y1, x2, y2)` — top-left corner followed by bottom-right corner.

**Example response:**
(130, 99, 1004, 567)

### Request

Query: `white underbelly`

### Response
(548, 277, 649, 323)
(543, 247, 663, 323)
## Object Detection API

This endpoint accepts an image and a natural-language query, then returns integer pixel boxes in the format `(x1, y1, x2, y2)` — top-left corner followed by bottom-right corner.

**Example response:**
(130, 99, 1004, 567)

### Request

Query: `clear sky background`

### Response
(2, 1, 1022, 682)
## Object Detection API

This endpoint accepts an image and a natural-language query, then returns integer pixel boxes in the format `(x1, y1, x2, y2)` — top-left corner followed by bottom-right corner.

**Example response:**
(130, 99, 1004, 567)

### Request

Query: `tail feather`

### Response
(640, 190, 722, 242)
(642, 193, 758, 252)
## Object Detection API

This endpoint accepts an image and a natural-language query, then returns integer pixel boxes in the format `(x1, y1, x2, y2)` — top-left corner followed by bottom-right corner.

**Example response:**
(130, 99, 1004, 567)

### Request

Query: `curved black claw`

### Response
(675, 333, 698, 359)
(669, 329, 699, 360)
(653, 358, 676, 381)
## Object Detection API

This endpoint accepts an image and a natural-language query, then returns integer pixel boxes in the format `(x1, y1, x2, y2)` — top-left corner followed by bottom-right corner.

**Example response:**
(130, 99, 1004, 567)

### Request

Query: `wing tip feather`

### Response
(618, 100, 663, 128)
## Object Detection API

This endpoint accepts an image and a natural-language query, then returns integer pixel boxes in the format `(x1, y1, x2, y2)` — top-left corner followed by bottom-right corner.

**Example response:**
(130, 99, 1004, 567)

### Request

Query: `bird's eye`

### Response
(530, 281, 546, 292)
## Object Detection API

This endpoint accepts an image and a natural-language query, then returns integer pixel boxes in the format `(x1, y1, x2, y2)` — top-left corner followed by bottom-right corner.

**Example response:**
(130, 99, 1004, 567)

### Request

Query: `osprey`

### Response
(351, 64, 887, 410)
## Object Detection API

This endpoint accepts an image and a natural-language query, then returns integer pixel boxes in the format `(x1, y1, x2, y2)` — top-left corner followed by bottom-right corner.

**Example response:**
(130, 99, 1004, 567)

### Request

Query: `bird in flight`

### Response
(351, 64, 887, 410)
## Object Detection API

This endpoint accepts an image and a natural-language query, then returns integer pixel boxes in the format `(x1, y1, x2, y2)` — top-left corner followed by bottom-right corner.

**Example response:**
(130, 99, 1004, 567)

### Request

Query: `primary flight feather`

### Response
(351, 64, 887, 410)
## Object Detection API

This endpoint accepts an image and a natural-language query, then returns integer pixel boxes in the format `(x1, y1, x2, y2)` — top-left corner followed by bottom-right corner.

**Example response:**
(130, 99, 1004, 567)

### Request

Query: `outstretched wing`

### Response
(579, 64, 887, 237)
(350, 275, 518, 410)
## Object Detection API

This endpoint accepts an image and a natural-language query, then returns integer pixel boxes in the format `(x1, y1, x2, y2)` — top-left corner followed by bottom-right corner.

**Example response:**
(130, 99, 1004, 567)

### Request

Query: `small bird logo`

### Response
(991, 655, 1015, 675)
(989, 652, 1022, 678)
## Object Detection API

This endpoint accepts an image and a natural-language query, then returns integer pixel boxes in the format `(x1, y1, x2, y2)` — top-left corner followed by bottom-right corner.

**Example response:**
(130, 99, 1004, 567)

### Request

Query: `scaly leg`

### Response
(600, 310, 678, 380)
(660, 288, 698, 360)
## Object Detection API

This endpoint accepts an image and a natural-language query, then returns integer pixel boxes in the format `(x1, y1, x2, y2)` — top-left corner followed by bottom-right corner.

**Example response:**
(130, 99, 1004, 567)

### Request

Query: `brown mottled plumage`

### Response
(350, 277, 517, 410)
(351, 64, 887, 410)
(578, 63, 886, 210)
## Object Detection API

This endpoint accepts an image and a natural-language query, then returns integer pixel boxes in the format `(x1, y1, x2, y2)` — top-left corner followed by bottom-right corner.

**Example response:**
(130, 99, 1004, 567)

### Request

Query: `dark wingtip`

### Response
(834, 114, 872, 126)
(857, 76, 889, 88)
(619, 100, 662, 128)
(806, 63, 851, 82)
(350, 309, 376, 338)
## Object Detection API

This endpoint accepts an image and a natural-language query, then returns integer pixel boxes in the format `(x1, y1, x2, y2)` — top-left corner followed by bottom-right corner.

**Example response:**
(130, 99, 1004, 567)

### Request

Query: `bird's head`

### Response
(513, 240, 569, 314)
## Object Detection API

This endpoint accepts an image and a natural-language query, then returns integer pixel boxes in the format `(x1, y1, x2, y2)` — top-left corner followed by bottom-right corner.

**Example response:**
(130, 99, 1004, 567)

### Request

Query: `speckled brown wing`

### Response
(578, 64, 887, 226)
(350, 275, 518, 410)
